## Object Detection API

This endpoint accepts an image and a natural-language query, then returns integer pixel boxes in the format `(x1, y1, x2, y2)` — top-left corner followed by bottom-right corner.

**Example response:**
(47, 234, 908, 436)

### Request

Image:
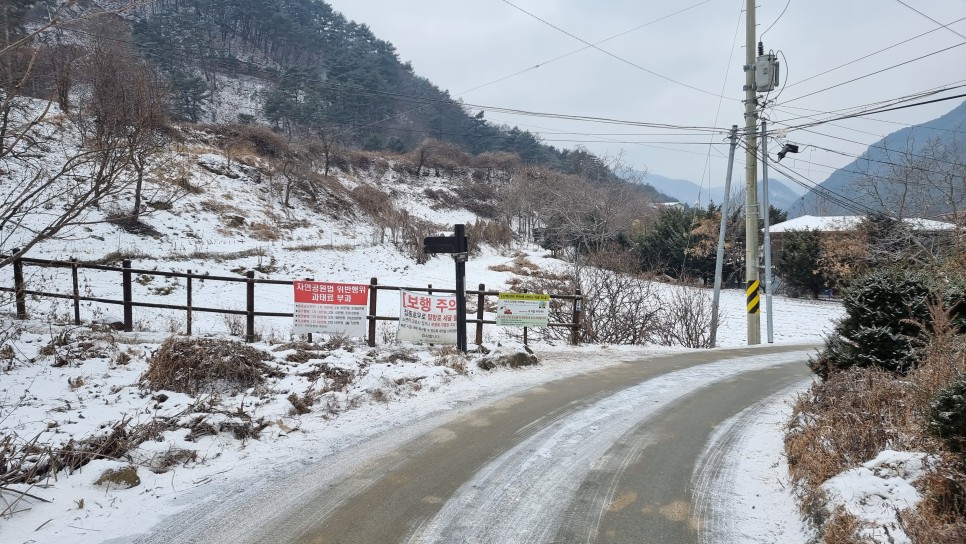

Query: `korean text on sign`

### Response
(293, 281, 369, 337)
(398, 290, 458, 344)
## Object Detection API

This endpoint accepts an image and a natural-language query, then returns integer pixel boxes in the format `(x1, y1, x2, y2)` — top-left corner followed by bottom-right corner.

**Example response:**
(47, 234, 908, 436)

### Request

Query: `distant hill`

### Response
(631, 171, 806, 212)
(14, 0, 646, 188)
(788, 100, 966, 218)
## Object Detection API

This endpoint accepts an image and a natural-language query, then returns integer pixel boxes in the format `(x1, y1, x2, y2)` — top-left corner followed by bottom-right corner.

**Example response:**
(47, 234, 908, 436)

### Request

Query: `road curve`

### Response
(131, 345, 814, 544)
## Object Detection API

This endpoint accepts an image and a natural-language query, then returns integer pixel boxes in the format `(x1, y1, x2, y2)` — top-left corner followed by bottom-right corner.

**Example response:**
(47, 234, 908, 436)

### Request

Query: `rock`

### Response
(477, 359, 496, 371)
(95, 466, 141, 489)
(505, 352, 538, 368)
(477, 350, 539, 370)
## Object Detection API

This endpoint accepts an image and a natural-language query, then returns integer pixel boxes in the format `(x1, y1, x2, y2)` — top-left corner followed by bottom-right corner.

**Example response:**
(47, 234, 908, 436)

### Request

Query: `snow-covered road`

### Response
(128, 346, 816, 544)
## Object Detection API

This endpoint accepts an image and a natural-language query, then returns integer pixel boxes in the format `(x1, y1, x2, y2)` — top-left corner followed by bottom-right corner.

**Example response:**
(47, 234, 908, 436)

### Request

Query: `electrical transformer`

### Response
(754, 53, 780, 92)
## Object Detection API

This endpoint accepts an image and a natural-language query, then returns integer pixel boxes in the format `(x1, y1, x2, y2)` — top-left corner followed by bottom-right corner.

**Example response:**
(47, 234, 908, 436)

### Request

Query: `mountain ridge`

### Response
(788, 100, 966, 218)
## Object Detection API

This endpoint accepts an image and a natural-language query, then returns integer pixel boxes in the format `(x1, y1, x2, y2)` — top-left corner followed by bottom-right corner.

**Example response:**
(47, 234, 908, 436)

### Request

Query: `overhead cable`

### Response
(894, 0, 966, 41)
(786, 15, 966, 89)
(499, 0, 731, 100)
(782, 42, 966, 104)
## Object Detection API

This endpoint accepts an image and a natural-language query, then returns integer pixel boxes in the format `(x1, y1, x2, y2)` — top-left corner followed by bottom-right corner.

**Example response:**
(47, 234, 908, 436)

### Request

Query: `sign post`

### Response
(424, 224, 469, 352)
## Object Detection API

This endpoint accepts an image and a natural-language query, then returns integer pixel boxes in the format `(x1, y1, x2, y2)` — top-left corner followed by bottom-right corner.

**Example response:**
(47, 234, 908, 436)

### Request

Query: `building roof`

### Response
(769, 215, 957, 234)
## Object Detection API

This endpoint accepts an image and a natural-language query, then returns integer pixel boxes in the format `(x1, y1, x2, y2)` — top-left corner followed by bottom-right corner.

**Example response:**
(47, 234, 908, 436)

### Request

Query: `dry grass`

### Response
(786, 294, 966, 540)
(173, 176, 205, 195)
(453, 180, 499, 218)
(200, 199, 244, 217)
(423, 187, 461, 209)
(1, 417, 167, 493)
(823, 507, 865, 543)
(287, 392, 314, 415)
(433, 345, 467, 374)
(903, 466, 966, 543)
(466, 219, 513, 251)
(201, 123, 290, 159)
(351, 184, 394, 219)
(786, 367, 914, 488)
(248, 221, 280, 241)
(141, 337, 280, 395)
(488, 256, 547, 276)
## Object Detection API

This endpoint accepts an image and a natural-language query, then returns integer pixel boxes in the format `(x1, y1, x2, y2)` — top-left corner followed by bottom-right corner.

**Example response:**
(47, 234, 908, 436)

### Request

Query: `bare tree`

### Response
(656, 286, 718, 348)
(0, 5, 162, 267)
(854, 136, 966, 222)
(534, 172, 651, 282)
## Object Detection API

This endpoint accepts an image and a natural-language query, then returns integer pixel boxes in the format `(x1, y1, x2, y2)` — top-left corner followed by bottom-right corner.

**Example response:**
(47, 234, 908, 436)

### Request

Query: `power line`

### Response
(781, 92, 966, 131)
(894, 0, 966, 41)
(54, 24, 734, 135)
(698, 0, 745, 204)
(782, 41, 966, 104)
(762, 142, 957, 187)
(759, 0, 791, 40)
(350, 1, 713, 144)
(786, 15, 966, 89)
(499, 0, 731, 101)
(776, 79, 966, 123)
(458, 0, 711, 98)
(760, 150, 878, 215)
(768, 125, 966, 170)
(485, 114, 730, 159)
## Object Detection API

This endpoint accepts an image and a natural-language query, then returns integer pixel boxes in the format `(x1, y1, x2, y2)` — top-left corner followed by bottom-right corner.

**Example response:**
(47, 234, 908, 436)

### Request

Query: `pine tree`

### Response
(776, 228, 826, 298)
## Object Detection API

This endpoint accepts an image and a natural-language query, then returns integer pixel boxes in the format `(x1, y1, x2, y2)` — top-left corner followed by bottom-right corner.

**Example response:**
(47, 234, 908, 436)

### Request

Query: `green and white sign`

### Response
(496, 293, 550, 327)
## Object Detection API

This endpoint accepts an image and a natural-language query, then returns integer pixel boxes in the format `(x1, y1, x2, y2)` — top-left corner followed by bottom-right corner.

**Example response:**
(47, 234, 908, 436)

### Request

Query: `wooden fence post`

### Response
(245, 270, 255, 343)
(122, 260, 133, 332)
(12, 248, 26, 319)
(186, 269, 193, 336)
(427, 284, 433, 347)
(70, 257, 80, 325)
(475, 283, 485, 345)
(367, 277, 378, 347)
(523, 289, 528, 346)
(571, 288, 582, 345)
(304, 277, 313, 343)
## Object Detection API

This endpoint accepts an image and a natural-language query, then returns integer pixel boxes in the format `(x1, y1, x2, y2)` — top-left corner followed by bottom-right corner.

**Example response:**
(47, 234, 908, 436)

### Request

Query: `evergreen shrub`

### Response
(929, 376, 966, 458)
(810, 267, 931, 377)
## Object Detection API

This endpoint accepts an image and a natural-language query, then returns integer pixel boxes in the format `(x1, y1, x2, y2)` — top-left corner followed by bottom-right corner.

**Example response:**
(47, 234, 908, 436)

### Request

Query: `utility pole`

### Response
(710, 125, 739, 348)
(761, 120, 774, 343)
(743, 0, 761, 345)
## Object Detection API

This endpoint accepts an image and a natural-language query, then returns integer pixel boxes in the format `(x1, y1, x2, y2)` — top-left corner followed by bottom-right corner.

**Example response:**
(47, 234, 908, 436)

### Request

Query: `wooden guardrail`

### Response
(1, 252, 583, 346)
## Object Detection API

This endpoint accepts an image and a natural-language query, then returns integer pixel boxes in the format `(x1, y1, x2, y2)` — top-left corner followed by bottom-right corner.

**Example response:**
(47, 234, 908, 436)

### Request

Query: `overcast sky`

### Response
(325, 0, 966, 191)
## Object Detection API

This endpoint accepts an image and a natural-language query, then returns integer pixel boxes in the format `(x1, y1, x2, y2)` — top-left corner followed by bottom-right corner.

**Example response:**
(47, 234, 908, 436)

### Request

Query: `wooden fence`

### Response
(0, 253, 583, 346)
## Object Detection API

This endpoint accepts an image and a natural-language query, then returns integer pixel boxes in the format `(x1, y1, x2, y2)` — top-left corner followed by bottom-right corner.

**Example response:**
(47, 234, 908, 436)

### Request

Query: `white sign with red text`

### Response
(293, 281, 369, 337)
(398, 290, 458, 344)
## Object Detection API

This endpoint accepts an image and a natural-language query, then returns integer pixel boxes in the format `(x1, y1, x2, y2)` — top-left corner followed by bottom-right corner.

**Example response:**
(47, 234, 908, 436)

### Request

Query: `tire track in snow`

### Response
(409, 350, 812, 544)
(691, 378, 815, 543)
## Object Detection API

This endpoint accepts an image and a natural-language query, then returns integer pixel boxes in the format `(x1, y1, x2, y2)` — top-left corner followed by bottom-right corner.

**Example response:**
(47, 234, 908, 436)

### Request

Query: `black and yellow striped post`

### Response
(746, 280, 761, 315)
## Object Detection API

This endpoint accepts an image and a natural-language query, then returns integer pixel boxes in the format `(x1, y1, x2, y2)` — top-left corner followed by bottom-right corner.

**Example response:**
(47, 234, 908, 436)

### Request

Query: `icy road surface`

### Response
(130, 345, 814, 544)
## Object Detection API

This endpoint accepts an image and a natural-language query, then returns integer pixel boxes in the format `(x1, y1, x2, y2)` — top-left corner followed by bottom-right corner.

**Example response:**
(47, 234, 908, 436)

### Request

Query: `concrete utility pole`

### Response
(761, 120, 774, 343)
(743, 0, 761, 345)
(710, 125, 739, 348)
